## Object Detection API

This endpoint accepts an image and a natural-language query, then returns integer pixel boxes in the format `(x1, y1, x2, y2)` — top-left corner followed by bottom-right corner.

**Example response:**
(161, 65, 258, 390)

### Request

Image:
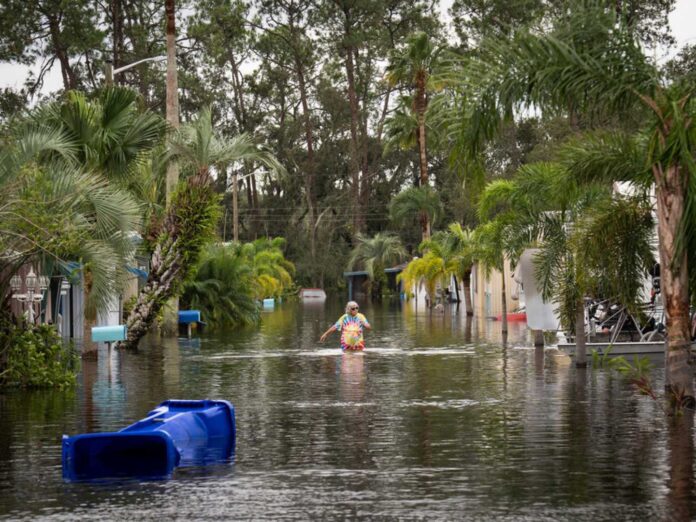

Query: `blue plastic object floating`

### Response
(91, 325, 127, 342)
(178, 310, 202, 324)
(62, 399, 235, 481)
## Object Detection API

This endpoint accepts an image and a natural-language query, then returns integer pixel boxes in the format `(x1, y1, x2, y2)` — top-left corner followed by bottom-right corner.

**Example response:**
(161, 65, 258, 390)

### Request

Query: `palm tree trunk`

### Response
(419, 210, 430, 241)
(414, 72, 428, 187)
(164, 0, 180, 202)
(655, 164, 693, 402)
(118, 172, 217, 349)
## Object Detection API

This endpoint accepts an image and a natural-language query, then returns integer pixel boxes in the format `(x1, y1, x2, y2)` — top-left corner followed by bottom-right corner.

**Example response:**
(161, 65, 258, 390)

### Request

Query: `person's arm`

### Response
(360, 314, 372, 331)
(320, 325, 337, 342)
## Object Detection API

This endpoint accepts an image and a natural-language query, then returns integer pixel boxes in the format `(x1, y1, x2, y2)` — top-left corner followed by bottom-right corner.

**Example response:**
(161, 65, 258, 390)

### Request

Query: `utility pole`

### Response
(162, 0, 180, 335)
(165, 0, 180, 204)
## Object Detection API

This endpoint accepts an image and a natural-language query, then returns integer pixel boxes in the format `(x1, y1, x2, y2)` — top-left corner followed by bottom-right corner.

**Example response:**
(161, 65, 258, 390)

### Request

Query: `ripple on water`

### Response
(400, 398, 502, 409)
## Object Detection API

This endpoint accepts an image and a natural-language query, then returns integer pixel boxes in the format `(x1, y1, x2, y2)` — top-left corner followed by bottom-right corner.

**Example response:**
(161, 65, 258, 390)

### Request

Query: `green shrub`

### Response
(0, 323, 79, 389)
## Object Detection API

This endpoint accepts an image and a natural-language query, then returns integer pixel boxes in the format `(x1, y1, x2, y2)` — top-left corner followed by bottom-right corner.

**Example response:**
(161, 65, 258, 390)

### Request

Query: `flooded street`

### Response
(0, 300, 690, 520)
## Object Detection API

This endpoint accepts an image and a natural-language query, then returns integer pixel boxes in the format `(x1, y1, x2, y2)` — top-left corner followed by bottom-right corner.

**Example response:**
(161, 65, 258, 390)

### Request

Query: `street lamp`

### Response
(105, 56, 167, 87)
(10, 267, 49, 324)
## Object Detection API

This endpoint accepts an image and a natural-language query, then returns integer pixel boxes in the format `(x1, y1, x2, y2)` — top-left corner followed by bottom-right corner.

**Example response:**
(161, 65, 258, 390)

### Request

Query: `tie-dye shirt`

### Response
(333, 313, 370, 350)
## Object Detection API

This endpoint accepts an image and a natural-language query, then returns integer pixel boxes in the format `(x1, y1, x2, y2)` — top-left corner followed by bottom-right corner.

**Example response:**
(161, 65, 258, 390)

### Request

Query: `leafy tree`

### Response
(398, 251, 448, 308)
(422, 223, 477, 315)
(36, 88, 165, 184)
(0, 124, 142, 324)
(0, 0, 105, 92)
(3, 87, 163, 311)
(29, 86, 166, 354)
(242, 237, 296, 299)
(477, 156, 656, 364)
(386, 32, 444, 187)
(348, 232, 407, 299)
(450, 3, 695, 399)
(449, 0, 675, 50)
(119, 108, 283, 349)
(449, 0, 546, 49)
(182, 243, 259, 329)
(390, 185, 443, 242)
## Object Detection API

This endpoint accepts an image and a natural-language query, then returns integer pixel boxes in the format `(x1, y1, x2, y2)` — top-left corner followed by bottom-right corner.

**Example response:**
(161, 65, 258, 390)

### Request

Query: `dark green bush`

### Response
(0, 323, 79, 389)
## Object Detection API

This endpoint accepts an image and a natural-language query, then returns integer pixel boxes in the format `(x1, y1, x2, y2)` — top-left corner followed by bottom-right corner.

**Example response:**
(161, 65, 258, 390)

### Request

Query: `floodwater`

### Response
(0, 300, 693, 520)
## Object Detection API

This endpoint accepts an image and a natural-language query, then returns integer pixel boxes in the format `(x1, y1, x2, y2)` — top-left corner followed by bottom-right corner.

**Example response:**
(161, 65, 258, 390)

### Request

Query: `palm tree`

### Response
(389, 186, 443, 242)
(119, 109, 284, 349)
(386, 32, 444, 239)
(37, 88, 165, 183)
(398, 251, 448, 309)
(242, 238, 295, 300)
(0, 127, 142, 323)
(423, 223, 477, 316)
(348, 232, 407, 299)
(33, 87, 165, 355)
(477, 159, 656, 365)
(182, 244, 259, 329)
(386, 32, 443, 188)
(473, 220, 510, 334)
(450, 5, 696, 399)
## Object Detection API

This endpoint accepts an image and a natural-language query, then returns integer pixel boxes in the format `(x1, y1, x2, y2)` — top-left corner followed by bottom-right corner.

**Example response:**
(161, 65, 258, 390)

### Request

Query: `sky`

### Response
(1, 0, 695, 94)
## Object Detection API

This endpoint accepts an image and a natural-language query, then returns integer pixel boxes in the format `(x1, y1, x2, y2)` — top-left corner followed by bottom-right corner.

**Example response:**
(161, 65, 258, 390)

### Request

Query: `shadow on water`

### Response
(0, 299, 695, 519)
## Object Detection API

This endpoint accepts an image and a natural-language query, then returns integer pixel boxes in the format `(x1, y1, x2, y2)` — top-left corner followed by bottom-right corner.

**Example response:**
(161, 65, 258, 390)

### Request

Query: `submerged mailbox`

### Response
(91, 325, 127, 343)
(178, 310, 204, 338)
(62, 399, 236, 481)
(178, 310, 201, 324)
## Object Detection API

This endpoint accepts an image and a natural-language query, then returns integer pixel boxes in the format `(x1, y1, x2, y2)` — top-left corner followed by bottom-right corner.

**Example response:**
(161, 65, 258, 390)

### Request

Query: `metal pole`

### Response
(233, 171, 239, 242)
(112, 56, 166, 75)
(105, 60, 113, 87)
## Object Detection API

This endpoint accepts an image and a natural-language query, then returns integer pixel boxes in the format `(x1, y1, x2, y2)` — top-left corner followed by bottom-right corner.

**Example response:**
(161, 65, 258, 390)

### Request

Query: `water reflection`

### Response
(666, 413, 695, 521)
(0, 300, 693, 520)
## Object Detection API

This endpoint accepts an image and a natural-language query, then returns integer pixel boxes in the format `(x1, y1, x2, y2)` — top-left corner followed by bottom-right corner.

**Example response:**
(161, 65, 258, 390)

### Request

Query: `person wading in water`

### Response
(320, 301, 371, 351)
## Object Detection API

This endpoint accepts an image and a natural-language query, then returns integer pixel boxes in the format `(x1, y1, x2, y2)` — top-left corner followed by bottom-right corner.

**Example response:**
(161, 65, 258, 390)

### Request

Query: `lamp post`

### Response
(10, 267, 49, 324)
(104, 56, 167, 87)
